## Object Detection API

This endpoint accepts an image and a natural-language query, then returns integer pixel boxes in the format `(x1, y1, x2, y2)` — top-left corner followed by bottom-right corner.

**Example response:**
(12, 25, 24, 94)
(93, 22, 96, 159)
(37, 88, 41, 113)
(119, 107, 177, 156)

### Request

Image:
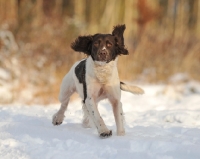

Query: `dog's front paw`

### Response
(52, 113, 65, 125)
(99, 130, 112, 139)
(117, 130, 125, 136)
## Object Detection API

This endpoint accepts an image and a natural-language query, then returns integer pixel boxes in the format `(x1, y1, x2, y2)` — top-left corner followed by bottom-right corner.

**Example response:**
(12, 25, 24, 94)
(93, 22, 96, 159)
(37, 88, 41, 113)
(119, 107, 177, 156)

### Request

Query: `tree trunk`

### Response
(194, 0, 200, 36)
(53, 0, 63, 19)
(174, 0, 188, 38)
(167, 0, 177, 36)
(124, 0, 138, 44)
(32, 0, 43, 28)
(0, 0, 18, 28)
(74, 0, 86, 33)
(100, 0, 116, 31)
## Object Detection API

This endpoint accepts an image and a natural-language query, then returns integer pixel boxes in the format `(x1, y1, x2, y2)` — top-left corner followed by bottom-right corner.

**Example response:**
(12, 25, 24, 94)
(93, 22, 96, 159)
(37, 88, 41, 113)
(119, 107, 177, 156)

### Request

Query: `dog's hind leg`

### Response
(52, 71, 75, 125)
(106, 85, 125, 136)
(110, 100, 125, 136)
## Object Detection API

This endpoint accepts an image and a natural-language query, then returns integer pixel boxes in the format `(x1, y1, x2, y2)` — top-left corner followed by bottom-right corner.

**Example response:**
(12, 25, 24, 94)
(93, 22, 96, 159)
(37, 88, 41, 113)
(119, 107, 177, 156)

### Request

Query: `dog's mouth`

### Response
(97, 50, 110, 62)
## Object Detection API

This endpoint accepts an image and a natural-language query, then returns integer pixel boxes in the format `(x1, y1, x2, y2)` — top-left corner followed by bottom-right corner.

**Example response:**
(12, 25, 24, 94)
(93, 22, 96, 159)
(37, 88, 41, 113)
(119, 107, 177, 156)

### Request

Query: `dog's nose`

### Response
(100, 50, 107, 56)
(99, 50, 107, 60)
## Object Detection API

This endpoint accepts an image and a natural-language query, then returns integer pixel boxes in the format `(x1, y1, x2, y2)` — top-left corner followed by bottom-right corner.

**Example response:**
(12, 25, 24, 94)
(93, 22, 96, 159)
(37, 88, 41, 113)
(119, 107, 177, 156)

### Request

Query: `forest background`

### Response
(0, 0, 200, 104)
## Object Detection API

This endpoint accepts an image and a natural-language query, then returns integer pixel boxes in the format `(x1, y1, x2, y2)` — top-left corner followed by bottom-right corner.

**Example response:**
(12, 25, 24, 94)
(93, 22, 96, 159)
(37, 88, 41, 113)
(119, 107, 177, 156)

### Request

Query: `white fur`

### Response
(102, 46, 106, 50)
(52, 56, 126, 137)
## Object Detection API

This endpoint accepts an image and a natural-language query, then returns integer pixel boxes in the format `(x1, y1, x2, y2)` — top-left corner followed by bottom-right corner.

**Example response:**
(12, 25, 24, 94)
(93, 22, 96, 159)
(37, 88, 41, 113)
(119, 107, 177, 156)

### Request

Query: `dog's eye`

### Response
(94, 41, 99, 47)
(106, 42, 112, 47)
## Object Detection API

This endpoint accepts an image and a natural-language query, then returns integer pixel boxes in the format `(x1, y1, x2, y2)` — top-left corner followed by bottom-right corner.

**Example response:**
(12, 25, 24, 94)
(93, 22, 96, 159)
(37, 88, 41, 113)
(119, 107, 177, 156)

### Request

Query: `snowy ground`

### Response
(1, 82, 200, 159)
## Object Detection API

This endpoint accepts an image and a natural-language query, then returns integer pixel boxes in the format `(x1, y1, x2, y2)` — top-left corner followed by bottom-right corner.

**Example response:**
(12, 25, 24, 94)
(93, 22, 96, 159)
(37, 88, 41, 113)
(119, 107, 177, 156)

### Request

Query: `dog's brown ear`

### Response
(112, 24, 128, 55)
(112, 24, 126, 46)
(71, 35, 93, 55)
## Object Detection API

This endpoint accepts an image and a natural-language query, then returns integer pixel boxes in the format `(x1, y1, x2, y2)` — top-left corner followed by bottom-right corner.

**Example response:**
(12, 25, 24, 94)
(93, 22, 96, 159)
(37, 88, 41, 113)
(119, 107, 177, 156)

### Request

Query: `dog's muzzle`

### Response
(98, 50, 107, 61)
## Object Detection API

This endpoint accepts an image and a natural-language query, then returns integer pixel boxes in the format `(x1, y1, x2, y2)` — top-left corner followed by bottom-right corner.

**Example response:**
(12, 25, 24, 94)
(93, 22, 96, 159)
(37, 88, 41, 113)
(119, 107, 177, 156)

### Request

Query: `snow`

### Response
(1, 82, 200, 159)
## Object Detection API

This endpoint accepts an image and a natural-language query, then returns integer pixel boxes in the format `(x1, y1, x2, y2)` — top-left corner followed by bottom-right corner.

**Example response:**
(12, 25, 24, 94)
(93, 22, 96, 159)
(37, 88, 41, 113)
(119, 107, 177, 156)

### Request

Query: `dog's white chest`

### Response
(87, 57, 117, 84)
(94, 63, 113, 84)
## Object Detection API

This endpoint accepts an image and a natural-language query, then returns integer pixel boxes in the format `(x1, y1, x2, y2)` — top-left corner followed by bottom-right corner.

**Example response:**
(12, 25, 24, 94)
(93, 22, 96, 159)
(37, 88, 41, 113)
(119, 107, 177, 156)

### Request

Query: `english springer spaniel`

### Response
(52, 24, 144, 138)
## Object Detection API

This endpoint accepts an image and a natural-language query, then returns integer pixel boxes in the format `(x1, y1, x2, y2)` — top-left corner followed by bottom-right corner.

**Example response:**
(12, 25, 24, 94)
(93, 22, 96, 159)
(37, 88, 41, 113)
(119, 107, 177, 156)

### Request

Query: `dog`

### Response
(52, 24, 144, 138)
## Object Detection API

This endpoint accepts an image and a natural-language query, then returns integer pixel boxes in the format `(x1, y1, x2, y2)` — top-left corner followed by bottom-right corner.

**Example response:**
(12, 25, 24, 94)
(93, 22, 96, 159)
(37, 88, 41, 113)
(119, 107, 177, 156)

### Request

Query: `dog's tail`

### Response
(120, 82, 144, 95)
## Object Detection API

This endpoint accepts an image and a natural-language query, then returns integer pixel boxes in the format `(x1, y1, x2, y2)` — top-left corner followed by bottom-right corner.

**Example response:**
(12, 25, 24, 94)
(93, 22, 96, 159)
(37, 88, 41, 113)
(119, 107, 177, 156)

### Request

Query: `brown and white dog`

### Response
(52, 24, 144, 138)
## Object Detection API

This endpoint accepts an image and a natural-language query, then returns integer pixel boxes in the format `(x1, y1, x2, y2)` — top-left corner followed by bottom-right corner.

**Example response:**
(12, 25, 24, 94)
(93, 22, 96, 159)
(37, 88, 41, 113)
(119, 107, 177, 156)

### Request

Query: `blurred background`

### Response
(0, 0, 200, 104)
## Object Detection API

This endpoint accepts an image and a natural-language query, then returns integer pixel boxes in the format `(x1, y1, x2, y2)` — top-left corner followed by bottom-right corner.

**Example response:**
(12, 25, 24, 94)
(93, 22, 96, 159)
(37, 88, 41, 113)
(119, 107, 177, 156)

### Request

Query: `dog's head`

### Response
(71, 24, 128, 63)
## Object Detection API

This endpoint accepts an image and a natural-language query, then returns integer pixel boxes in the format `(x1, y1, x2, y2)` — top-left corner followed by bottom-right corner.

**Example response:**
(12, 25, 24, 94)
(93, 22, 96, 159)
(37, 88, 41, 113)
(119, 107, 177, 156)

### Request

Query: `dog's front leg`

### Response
(84, 98, 112, 138)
